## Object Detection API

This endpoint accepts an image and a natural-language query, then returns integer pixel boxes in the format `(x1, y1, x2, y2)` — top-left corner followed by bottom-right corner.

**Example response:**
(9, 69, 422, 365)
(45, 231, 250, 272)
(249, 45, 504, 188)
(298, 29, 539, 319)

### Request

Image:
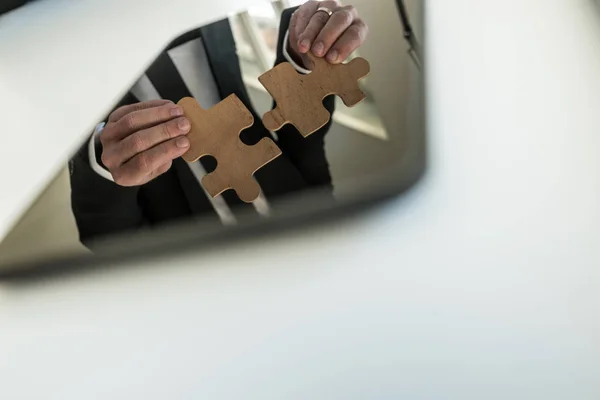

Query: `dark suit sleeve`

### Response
(69, 94, 148, 249)
(273, 7, 335, 190)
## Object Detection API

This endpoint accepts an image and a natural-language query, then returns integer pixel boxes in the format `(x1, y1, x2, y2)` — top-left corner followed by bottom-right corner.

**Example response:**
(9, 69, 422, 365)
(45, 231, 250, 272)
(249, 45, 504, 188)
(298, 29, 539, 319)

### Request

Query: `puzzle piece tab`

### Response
(259, 53, 370, 137)
(178, 95, 282, 203)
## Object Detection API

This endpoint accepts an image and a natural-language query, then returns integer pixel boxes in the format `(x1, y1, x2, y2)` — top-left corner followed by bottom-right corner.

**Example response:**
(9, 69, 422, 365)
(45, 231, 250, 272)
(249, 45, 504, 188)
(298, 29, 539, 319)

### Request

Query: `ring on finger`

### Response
(316, 6, 334, 17)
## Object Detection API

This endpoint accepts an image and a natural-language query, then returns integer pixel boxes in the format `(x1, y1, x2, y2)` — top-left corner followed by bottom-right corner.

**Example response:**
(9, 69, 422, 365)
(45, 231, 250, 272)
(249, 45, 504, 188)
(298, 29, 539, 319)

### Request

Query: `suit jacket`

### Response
(69, 8, 335, 247)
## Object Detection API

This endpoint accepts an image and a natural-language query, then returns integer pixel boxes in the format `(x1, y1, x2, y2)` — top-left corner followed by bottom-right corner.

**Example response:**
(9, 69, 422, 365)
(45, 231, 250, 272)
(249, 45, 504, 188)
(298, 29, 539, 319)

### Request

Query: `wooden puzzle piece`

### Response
(259, 53, 370, 137)
(178, 95, 282, 203)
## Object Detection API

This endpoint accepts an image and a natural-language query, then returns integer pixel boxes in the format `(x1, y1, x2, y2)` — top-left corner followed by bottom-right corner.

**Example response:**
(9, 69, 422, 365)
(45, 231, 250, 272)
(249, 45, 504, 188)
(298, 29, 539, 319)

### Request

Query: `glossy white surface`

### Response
(1, 0, 600, 398)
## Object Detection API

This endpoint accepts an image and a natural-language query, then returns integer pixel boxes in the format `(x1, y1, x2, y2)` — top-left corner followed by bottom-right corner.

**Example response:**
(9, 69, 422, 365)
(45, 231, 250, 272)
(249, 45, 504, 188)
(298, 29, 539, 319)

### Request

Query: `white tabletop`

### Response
(1, 0, 600, 398)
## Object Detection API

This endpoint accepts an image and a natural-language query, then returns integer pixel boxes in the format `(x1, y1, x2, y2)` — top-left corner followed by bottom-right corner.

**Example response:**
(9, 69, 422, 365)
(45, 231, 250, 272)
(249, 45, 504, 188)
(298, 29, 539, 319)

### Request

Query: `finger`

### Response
(113, 136, 190, 186)
(288, 11, 304, 55)
(299, 12, 331, 55)
(108, 99, 173, 123)
(326, 19, 369, 64)
(289, 10, 300, 43)
(297, 0, 340, 53)
(312, 6, 358, 58)
(113, 117, 191, 166)
(292, 0, 320, 40)
(107, 102, 185, 141)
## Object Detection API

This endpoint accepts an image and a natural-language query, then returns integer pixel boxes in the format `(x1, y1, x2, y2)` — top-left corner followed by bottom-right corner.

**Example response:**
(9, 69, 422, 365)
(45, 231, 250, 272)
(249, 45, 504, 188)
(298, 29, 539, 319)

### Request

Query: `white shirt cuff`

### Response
(88, 122, 115, 182)
(283, 29, 312, 75)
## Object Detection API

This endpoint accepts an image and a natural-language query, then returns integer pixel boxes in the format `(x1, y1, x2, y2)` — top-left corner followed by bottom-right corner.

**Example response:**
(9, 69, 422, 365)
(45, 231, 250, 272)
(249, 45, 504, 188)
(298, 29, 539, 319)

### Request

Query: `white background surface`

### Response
(1, 0, 600, 398)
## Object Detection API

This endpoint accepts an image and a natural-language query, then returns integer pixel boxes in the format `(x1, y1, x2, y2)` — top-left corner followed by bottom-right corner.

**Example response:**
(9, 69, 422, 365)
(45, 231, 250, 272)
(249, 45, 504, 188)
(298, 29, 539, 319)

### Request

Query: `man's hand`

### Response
(289, 0, 369, 66)
(100, 99, 191, 187)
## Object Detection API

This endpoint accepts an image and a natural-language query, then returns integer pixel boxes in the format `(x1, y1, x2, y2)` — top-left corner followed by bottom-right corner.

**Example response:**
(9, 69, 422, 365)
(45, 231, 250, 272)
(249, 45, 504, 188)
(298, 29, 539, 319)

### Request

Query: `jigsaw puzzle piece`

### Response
(201, 137, 281, 203)
(259, 61, 335, 137)
(258, 62, 304, 132)
(333, 57, 371, 107)
(178, 95, 254, 163)
(262, 100, 331, 138)
(259, 53, 371, 138)
(201, 168, 261, 203)
(178, 95, 281, 203)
